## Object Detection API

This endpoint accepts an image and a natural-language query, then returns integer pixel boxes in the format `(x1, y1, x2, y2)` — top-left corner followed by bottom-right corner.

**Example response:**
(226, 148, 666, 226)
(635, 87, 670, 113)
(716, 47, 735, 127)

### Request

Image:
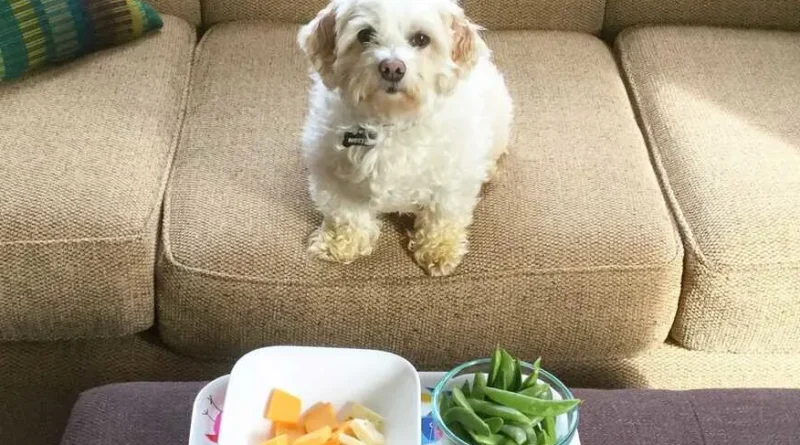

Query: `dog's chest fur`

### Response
(302, 67, 501, 215)
(326, 121, 457, 212)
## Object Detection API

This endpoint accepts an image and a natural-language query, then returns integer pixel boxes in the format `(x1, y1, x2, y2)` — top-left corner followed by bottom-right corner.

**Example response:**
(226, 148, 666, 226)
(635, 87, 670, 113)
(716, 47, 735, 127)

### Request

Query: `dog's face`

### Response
(298, 0, 487, 121)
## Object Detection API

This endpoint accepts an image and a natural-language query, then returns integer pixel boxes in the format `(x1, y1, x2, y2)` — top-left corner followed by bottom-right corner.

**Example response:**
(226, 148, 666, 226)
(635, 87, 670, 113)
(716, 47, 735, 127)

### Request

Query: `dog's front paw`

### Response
(308, 222, 377, 264)
(408, 224, 468, 277)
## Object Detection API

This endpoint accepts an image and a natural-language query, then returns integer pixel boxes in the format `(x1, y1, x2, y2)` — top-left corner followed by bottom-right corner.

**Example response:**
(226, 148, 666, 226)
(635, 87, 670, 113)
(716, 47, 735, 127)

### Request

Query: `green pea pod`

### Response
(499, 425, 527, 445)
(535, 427, 551, 445)
(528, 417, 544, 428)
(484, 387, 580, 418)
(520, 358, 541, 389)
(543, 416, 556, 443)
(518, 383, 550, 399)
(451, 387, 474, 412)
(449, 422, 473, 443)
(511, 359, 523, 392)
(462, 380, 472, 398)
(523, 425, 537, 445)
(488, 347, 502, 387)
(472, 372, 487, 400)
(468, 399, 533, 425)
(485, 417, 504, 434)
(468, 431, 506, 445)
(444, 407, 491, 436)
(498, 350, 516, 390)
(439, 393, 454, 418)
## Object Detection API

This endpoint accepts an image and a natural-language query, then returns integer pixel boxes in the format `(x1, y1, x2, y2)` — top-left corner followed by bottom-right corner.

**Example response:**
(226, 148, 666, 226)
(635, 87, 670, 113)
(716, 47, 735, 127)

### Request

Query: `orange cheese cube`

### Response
(265, 389, 302, 425)
(304, 403, 337, 433)
(262, 435, 289, 445)
(293, 426, 333, 445)
(273, 423, 304, 442)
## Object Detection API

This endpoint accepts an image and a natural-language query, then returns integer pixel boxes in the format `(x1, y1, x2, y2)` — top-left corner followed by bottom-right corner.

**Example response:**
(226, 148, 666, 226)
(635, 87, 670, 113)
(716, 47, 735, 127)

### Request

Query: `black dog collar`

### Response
(342, 127, 379, 148)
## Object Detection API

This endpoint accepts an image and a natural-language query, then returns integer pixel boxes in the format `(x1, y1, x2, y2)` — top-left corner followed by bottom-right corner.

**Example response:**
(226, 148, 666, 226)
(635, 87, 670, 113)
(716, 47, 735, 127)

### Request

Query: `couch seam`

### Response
(0, 16, 196, 249)
(616, 29, 707, 268)
(160, 23, 220, 276)
(160, 245, 684, 288)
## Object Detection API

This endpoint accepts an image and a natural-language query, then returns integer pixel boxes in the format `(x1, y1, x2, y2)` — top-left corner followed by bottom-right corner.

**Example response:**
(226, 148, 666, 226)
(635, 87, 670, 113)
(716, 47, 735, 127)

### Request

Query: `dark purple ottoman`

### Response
(59, 383, 800, 445)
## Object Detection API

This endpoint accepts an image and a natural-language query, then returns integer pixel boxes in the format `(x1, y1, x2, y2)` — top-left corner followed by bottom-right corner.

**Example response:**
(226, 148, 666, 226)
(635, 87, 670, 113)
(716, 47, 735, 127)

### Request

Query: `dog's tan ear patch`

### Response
(298, 4, 337, 87)
(449, 12, 487, 75)
(452, 19, 475, 68)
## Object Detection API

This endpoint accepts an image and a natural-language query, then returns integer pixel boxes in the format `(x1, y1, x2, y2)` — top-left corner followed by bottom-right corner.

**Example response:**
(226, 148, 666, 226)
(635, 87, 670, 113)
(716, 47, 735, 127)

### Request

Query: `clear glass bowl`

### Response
(431, 358, 579, 445)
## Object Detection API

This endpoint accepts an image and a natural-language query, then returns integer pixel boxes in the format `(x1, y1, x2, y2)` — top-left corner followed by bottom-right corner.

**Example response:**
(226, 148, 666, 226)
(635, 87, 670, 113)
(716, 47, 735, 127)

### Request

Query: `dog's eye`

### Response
(357, 28, 375, 44)
(409, 32, 430, 48)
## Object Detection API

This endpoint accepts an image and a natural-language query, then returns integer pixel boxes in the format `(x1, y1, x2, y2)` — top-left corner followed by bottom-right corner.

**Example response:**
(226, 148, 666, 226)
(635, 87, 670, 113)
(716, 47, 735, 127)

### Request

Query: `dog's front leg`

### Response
(409, 193, 478, 277)
(307, 187, 380, 264)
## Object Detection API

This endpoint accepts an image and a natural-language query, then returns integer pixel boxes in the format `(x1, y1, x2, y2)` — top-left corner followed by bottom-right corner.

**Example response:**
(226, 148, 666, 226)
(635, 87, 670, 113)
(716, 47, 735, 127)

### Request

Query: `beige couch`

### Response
(1, 0, 799, 444)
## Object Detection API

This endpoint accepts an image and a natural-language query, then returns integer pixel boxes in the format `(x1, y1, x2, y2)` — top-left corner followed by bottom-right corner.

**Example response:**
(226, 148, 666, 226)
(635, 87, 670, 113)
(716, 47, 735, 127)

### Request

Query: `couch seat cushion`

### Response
(157, 23, 682, 366)
(0, 16, 194, 341)
(617, 27, 800, 353)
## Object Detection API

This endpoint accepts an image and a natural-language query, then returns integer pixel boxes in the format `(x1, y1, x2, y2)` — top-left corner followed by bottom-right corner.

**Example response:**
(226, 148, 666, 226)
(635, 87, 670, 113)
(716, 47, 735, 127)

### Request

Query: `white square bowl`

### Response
(217, 346, 421, 445)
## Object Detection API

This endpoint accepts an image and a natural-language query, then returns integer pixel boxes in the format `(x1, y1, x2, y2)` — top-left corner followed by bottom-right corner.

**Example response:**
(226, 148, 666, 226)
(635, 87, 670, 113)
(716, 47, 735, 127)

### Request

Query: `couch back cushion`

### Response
(200, 0, 605, 33)
(150, 0, 201, 26)
(604, 0, 800, 37)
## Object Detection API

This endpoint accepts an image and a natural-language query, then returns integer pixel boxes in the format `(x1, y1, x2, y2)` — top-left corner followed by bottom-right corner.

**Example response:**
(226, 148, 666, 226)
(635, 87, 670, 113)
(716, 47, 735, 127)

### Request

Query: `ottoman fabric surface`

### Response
(617, 27, 800, 354)
(59, 382, 800, 445)
(157, 23, 681, 365)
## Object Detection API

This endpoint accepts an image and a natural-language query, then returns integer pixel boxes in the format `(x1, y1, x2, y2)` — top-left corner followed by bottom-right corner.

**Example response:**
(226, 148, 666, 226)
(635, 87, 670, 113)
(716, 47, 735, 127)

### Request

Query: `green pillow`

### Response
(0, 0, 163, 81)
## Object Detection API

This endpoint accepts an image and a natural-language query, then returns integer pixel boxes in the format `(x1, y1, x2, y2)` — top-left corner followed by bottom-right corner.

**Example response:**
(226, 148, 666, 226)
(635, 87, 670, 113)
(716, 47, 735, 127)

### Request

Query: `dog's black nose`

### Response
(379, 58, 406, 82)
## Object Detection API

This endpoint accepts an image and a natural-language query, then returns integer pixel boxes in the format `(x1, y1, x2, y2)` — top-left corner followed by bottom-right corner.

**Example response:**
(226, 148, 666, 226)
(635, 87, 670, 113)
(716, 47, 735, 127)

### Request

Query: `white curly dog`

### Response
(297, 0, 513, 276)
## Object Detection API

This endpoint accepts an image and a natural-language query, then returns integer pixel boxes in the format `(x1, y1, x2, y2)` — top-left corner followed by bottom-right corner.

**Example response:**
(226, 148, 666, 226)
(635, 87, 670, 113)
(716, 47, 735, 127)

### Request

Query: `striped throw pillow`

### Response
(0, 0, 163, 81)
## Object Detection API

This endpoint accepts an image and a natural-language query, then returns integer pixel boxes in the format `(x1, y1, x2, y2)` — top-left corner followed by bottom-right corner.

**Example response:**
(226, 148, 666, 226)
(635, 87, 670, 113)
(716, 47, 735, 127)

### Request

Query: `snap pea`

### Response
(511, 359, 523, 392)
(488, 347, 502, 387)
(462, 380, 472, 398)
(523, 425, 537, 445)
(468, 399, 533, 425)
(484, 387, 580, 418)
(451, 387, 474, 412)
(497, 349, 516, 390)
(468, 431, 505, 445)
(518, 383, 549, 399)
(543, 416, 556, 443)
(444, 407, 491, 436)
(501, 438, 516, 445)
(472, 372, 487, 400)
(485, 417, 504, 434)
(528, 417, 544, 428)
(520, 358, 541, 390)
(534, 425, 553, 445)
(450, 422, 473, 443)
(499, 425, 527, 445)
(439, 392, 454, 417)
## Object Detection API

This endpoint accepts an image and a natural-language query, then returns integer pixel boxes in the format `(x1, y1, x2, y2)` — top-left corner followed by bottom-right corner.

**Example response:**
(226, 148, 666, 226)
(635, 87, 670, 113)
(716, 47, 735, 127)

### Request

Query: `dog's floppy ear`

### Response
(449, 8, 488, 74)
(298, 4, 338, 88)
